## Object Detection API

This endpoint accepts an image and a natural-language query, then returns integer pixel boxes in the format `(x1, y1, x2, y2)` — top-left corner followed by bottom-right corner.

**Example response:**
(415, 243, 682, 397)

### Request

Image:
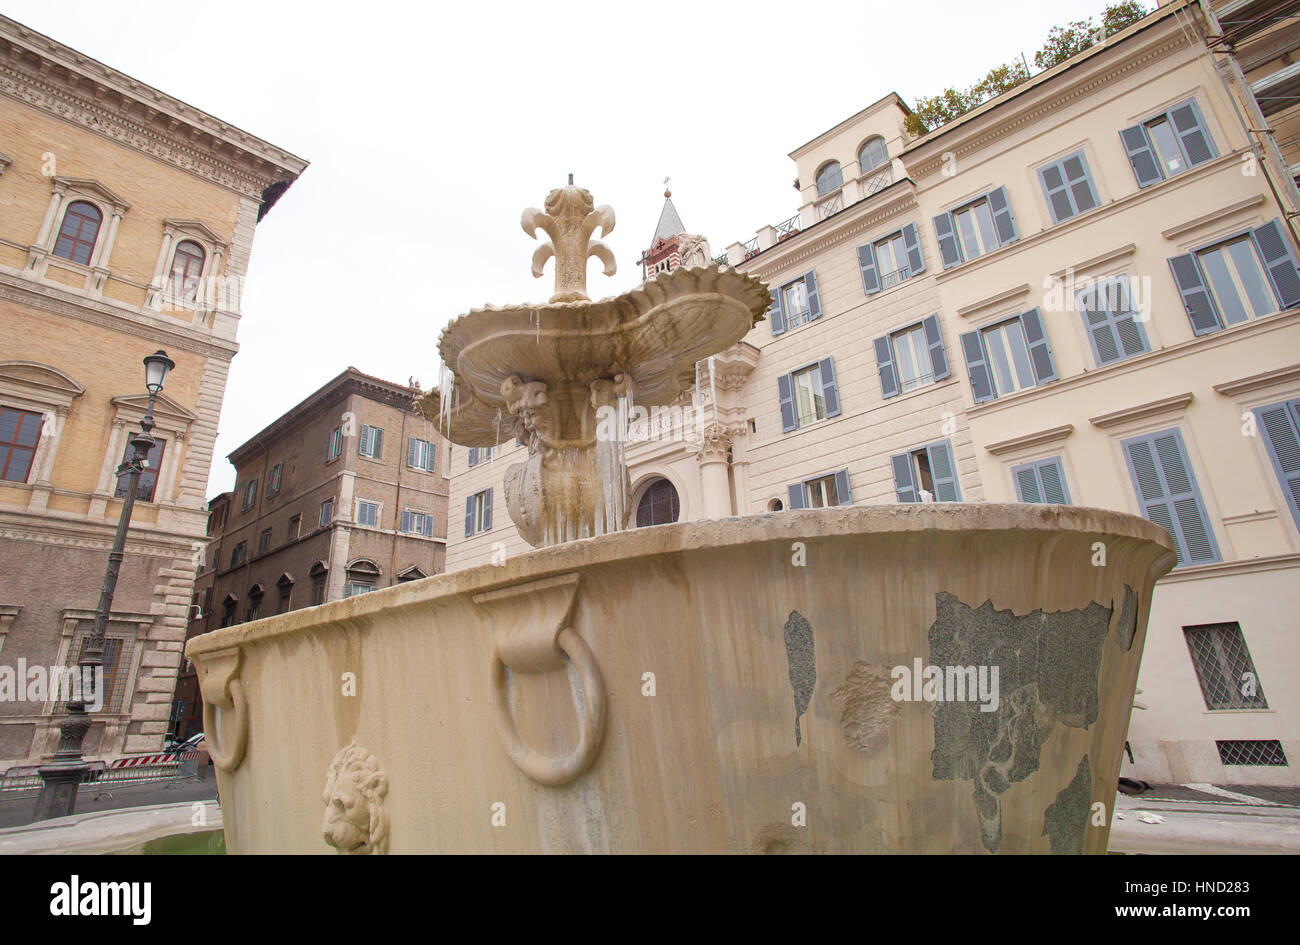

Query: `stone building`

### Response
(446, 0, 1300, 785)
(0, 15, 305, 767)
(172, 369, 450, 739)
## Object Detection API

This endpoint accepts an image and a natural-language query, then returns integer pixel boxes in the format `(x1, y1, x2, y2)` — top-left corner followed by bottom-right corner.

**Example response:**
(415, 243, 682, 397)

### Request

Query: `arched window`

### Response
(169, 240, 205, 301)
(858, 136, 888, 174)
(345, 559, 381, 597)
(768, 498, 784, 512)
(815, 161, 843, 199)
(635, 478, 680, 528)
(53, 201, 102, 266)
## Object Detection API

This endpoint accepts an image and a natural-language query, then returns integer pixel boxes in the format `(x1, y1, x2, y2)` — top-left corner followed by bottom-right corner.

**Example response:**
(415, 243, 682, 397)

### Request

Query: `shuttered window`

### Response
(359, 424, 384, 459)
(1256, 398, 1300, 532)
(1037, 151, 1099, 224)
(1011, 456, 1071, 504)
(465, 488, 493, 536)
(325, 427, 343, 462)
(891, 440, 961, 503)
(769, 270, 822, 335)
(357, 499, 379, 527)
(786, 469, 852, 509)
(778, 357, 841, 432)
(1122, 428, 1220, 566)
(408, 437, 436, 472)
(857, 223, 924, 295)
(1120, 98, 1217, 188)
(1169, 218, 1300, 334)
(960, 308, 1056, 403)
(467, 446, 493, 468)
(874, 314, 950, 398)
(1076, 276, 1149, 366)
(402, 509, 435, 536)
(933, 187, 1019, 268)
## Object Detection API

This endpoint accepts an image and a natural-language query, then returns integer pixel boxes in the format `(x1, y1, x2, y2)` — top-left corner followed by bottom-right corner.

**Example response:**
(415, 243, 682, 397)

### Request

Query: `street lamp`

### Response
(35, 350, 175, 821)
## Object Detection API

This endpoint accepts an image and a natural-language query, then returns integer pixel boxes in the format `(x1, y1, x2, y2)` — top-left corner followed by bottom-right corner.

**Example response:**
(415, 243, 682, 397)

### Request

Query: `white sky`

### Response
(6, 0, 1112, 495)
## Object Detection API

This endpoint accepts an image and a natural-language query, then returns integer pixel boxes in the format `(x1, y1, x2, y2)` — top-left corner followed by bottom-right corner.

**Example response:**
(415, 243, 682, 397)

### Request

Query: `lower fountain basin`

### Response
(186, 505, 1176, 854)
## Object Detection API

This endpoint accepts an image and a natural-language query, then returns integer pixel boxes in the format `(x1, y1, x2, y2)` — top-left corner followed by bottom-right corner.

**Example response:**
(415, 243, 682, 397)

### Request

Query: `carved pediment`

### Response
(110, 391, 198, 428)
(165, 218, 230, 249)
(54, 176, 131, 212)
(0, 361, 85, 404)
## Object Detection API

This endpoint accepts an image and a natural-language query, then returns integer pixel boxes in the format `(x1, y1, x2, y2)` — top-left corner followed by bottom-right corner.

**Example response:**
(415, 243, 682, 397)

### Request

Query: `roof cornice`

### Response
(0, 16, 307, 205)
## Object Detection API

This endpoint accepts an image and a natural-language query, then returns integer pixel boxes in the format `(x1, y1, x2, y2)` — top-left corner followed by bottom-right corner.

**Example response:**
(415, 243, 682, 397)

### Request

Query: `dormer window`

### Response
(858, 136, 888, 174)
(53, 201, 102, 265)
(815, 161, 843, 198)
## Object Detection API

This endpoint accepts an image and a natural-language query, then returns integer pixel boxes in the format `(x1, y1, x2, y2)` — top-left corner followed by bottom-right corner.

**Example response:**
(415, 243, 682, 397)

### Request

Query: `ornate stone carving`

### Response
(321, 739, 390, 855)
(676, 233, 713, 269)
(521, 182, 616, 303)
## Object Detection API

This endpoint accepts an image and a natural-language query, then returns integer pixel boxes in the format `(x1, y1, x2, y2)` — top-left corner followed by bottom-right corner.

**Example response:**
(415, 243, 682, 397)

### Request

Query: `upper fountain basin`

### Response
(434, 266, 771, 447)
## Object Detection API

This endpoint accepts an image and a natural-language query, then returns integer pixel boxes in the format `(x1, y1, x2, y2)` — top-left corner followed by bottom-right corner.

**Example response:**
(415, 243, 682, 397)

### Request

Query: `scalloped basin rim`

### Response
(186, 504, 1177, 659)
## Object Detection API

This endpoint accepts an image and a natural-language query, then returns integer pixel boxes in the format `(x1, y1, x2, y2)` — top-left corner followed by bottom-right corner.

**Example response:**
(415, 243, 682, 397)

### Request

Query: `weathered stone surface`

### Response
(187, 504, 1175, 853)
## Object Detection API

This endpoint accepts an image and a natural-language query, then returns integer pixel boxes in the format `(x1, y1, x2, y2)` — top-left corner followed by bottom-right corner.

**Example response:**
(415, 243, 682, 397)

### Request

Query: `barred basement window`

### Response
(1183, 622, 1267, 710)
(1216, 740, 1288, 766)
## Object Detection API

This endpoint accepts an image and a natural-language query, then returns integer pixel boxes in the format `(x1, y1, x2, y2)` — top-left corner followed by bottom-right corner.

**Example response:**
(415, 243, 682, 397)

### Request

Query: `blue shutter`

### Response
(901, 223, 925, 276)
(1169, 99, 1216, 167)
(1038, 458, 1070, 504)
(986, 187, 1018, 245)
(1012, 462, 1043, 502)
(891, 453, 918, 503)
(787, 482, 807, 510)
(857, 243, 881, 294)
(408, 438, 417, 467)
(834, 469, 852, 506)
(818, 358, 841, 417)
(401, 509, 411, 532)
(468, 447, 479, 467)
(927, 440, 961, 502)
(1077, 285, 1122, 365)
(1257, 400, 1300, 531)
(1252, 218, 1300, 310)
(1019, 307, 1057, 384)
(933, 213, 962, 268)
(874, 335, 899, 399)
(1061, 152, 1098, 213)
(1168, 253, 1222, 334)
(483, 489, 493, 530)
(1122, 429, 1220, 566)
(1039, 160, 1072, 224)
(769, 284, 787, 336)
(777, 373, 797, 432)
(372, 428, 383, 459)
(922, 314, 949, 380)
(1119, 125, 1163, 187)
(1108, 278, 1150, 359)
(423, 513, 434, 537)
(960, 331, 996, 404)
(464, 496, 474, 537)
(804, 271, 821, 320)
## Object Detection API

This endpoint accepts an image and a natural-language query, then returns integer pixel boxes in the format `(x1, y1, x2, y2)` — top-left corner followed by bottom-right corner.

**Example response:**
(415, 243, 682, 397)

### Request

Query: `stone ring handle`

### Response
(198, 649, 249, 772)
(490, 627, 606, 787)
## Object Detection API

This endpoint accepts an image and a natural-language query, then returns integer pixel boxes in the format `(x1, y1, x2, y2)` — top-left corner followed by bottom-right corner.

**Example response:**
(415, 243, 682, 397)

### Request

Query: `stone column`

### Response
(696, 425, 733, 519)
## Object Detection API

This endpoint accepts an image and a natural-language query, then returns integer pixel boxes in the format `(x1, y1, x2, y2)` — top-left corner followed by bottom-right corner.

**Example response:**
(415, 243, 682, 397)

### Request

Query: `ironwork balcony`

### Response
(712, 252, 729, 267)
(742, 236, 761, 260)
(880, 266, 912, 290)
(774, 214, 801, 242)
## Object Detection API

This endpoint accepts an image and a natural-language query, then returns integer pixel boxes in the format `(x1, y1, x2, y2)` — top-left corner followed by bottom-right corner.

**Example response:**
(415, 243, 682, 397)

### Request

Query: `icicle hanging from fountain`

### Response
(437, 362, 455, 441)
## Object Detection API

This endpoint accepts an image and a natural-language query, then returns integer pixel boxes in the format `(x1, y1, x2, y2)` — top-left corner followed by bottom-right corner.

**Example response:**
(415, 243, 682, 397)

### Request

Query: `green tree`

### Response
(906, 2, 1149, 137)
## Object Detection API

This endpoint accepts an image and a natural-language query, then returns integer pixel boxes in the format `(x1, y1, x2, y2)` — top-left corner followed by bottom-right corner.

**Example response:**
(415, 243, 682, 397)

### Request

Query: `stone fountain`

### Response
(187, 183, 1178, 854)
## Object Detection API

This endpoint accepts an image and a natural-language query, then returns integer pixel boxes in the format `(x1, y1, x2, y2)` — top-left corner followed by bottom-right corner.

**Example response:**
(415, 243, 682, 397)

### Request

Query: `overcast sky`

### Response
(7, 0, 1112, 495)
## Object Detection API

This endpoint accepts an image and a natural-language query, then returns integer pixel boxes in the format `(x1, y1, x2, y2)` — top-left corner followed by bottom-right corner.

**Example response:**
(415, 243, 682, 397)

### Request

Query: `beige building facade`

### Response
(446, 0, 1300, 785)
(0, 16, 305, 766)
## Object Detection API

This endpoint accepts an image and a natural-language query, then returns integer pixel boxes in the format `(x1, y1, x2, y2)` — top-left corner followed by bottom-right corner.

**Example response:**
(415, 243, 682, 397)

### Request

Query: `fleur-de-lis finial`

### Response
(520, 180, 616, 303)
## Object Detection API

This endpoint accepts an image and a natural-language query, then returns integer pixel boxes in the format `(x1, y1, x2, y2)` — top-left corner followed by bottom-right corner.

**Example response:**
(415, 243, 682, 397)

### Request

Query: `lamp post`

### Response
(35, 350, 175, 821)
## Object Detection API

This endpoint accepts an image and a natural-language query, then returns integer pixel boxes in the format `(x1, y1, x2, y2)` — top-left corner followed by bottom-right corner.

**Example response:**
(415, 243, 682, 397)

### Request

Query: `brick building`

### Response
(171, 368, 449, 739)
(0, 16, 304, 767)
